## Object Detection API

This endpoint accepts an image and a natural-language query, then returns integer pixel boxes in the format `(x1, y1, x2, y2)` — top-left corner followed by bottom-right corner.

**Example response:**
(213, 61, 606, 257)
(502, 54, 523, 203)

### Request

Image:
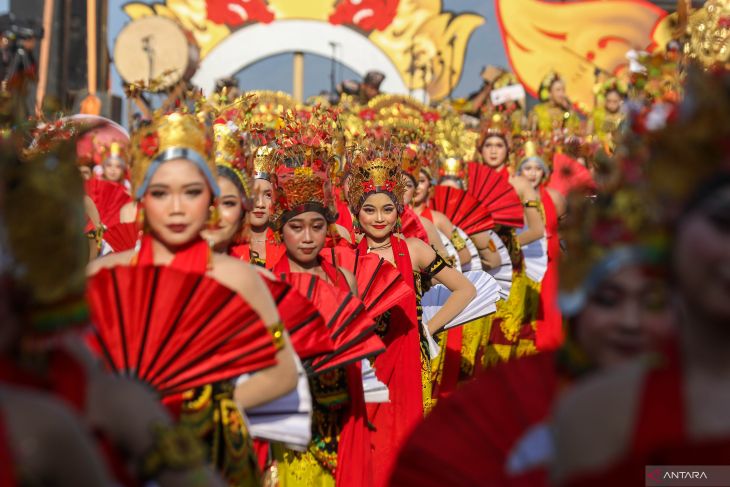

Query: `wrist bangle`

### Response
(523, 200, 540, 209)
(268, 322, 285, 351)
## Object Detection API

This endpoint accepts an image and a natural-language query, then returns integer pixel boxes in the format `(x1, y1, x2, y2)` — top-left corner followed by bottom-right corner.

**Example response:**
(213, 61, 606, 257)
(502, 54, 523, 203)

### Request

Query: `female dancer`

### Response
(529, 72, 581, 136)
(101, 142, 129, 188)
(347, 146, 476, 486)
(89, 111, 297, 409)
(516, 143, 567, 351)
(267, 141, 377, 487)
(552, 70, 730, 487)
(2, 123, 225, 485)
(230, 145, 285, 267)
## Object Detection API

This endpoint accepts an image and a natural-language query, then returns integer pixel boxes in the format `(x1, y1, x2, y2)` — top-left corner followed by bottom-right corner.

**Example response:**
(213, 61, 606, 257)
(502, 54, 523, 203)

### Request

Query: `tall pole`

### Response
(35, 0, 55, 114)
(293, 51, 304, 102)
(80, 0, 100, 114)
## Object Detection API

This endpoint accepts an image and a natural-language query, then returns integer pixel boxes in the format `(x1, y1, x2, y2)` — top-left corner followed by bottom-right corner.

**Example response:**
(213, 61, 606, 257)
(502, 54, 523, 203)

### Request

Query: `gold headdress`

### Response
(514, 134, 552, 175)
(130, 110, 218, 200)
(401, 142, 423, 183)
(269, 108, 341, 229)
(561, 66, 730, 316)
(478, 112, 513, 150)
(2, 127, 90, 335)
(247, 90, 296, 129)
(640, 66, 730, 218)
(538, 71, 563, 102)
(438, 156, 466, 182)
(347, 142, 406, 214)
(682, 0, 730, 69)
(209, 99, 255, 208)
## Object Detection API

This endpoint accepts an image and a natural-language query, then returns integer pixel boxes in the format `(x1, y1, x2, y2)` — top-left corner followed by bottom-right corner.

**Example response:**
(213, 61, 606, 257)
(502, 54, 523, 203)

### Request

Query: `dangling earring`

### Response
(134, 206, 145, 253)
(207, 201, 220, 229)
(352, 218, 361, 233)
(394, 216, 402, 235)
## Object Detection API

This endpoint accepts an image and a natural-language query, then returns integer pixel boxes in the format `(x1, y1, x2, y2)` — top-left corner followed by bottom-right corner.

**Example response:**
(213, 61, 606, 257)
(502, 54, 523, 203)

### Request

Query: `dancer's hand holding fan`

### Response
(277, 272, 385, 375)
(319, 246, 413, 319)
(86, 265, 281, 397)
(261, 278, 333, 360)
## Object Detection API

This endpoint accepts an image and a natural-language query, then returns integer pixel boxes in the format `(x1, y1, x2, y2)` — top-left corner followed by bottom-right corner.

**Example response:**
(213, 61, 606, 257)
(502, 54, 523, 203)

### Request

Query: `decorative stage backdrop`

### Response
(108, 0, 670, 111)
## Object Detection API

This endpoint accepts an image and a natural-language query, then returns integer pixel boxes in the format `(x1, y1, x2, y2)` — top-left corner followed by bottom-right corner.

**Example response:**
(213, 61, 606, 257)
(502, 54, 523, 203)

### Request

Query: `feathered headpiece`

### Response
(130, 110, 218, 200)
(347, 142, 406, 214)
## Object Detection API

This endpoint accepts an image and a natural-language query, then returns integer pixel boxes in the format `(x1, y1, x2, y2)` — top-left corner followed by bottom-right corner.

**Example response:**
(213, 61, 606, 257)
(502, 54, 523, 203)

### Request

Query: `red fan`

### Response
(548, 153, 596, 197)
(278, 273, 385, 374)
(84, 179, 131, 228)
(390, 352, 559, 487)
(466, 163, 524, 228)
(430, 186, 495, 235)
(86, 266, 279, 397)
(401, 206, 429, 241)
(319, 246, 413, 319)
(262, 278, 333, 360)
(103, 222, 138, 252)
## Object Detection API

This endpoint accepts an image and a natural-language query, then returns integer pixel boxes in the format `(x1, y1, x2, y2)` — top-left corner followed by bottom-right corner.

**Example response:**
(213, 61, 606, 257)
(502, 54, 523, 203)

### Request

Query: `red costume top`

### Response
(536, 185, 563, 351)
(230, 228, 285, 269)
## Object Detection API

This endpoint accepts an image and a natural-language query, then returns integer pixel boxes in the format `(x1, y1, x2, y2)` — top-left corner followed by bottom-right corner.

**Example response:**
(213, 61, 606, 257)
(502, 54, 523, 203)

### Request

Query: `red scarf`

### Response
(536, 186, 563, 351)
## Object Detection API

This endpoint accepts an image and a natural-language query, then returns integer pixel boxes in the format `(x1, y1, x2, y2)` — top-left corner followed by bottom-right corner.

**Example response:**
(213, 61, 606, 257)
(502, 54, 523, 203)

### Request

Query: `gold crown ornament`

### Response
(438, 156, 466, 182)
(210, 105, 254, 209)
(269, 108, 342, 229)
(682, 0, 730, 69)
(130, 111, 218, 200)
(401, 142, 422, 183)
(514, 134, 552, 176)
(478, 112, 513, 151)
(2, 130, 90, 336)
(346, 143, 406, 214)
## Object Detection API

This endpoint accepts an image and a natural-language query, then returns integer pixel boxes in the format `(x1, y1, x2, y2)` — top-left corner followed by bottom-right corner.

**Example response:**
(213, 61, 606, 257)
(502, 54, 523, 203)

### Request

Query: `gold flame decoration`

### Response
(495, 0, 667, 111)
(122, 0, 483, 100)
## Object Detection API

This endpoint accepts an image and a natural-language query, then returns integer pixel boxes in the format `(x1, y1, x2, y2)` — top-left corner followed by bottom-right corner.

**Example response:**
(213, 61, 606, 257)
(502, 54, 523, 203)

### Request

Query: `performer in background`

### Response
(552, 68, 730, 487)
(347, 144, 475, 487)
(515, 139, 566, 351)
(529, 72, 581, 136)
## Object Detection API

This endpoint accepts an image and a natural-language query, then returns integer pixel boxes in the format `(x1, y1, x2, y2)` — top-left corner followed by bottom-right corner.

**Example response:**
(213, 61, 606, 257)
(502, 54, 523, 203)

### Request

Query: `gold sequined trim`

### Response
(450, 228, 467, 251)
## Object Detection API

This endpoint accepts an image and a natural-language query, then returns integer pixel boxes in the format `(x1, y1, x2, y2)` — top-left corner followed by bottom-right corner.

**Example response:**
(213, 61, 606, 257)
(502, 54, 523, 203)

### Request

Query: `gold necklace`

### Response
(368, 241, 392, 251)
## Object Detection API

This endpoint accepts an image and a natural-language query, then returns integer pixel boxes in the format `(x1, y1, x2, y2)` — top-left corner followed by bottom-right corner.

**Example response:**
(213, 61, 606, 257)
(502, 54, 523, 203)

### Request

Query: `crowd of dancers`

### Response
(1, 7, 730, 485)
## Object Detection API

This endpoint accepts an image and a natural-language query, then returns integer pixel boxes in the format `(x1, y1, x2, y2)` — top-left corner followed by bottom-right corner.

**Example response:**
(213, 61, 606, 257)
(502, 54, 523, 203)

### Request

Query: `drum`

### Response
(114, 16, 200, 91)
